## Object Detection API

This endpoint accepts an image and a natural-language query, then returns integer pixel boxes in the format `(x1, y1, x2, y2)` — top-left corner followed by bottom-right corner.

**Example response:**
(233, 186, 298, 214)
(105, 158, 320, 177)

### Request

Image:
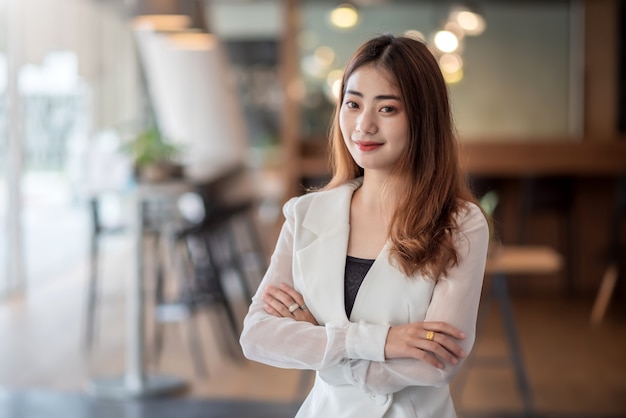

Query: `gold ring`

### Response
(288, 303, 299, 313)
(426, 330, 435, 341)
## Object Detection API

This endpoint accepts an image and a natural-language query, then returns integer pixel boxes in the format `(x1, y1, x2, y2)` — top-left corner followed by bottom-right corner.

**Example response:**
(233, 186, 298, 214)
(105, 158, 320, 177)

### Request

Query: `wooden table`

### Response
(458, 245, 563, 417)
(486, 245, 563, 275)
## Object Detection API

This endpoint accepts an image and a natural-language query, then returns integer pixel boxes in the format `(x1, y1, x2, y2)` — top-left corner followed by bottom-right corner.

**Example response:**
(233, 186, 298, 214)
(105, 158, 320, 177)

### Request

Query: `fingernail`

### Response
(460, 332, 466, 338)
(452, 358, 458, 364)
(460, 350, 466, 357)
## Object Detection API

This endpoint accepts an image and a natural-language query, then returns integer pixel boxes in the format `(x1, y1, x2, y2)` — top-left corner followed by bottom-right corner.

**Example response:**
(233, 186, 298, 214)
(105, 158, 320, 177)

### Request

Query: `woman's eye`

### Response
(380, 106, 396, 113)
(344, 101, 359, 109)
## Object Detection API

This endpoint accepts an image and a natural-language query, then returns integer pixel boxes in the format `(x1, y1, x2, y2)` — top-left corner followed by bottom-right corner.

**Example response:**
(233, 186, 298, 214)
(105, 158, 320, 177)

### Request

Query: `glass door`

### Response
(0, 0, 21, 298)
(0, 0, 7, 297)
(1, 0, 141, 297)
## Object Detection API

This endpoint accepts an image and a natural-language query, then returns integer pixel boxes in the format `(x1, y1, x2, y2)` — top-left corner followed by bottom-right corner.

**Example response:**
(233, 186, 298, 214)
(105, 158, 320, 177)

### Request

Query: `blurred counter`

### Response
(298, 138, 626, 179)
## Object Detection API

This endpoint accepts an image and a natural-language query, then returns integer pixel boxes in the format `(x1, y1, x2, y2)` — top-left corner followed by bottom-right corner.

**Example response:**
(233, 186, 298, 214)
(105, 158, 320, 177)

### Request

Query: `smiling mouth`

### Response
(354, 141, 383, 151)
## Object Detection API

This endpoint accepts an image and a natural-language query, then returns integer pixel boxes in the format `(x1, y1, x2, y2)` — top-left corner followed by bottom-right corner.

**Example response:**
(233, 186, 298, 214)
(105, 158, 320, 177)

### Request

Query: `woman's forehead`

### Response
(345, 64, 399, 95)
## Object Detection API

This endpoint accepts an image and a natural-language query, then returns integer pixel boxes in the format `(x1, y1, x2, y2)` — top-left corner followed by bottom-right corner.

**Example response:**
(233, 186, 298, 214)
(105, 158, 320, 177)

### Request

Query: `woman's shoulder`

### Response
(455, 200, 489, 232)
(283, 178, 362, 215)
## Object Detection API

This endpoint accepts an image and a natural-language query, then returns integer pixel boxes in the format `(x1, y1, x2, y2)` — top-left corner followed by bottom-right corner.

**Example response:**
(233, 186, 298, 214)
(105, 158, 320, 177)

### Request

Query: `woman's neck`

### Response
(357, 171, 397, 215)
(348, 172, 395, 258)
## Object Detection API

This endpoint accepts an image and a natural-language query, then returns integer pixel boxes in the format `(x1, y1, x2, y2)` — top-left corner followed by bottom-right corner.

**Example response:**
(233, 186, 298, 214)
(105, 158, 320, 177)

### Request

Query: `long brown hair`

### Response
(325, 34, 477, 279)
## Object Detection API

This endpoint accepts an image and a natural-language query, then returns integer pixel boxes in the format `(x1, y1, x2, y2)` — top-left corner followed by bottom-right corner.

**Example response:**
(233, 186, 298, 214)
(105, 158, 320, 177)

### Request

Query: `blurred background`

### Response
(0, 0, 625, 417)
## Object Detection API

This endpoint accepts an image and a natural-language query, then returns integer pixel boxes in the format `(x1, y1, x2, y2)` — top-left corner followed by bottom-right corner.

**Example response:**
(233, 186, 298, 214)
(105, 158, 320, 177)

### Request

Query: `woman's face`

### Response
(339, 64, 410, 176)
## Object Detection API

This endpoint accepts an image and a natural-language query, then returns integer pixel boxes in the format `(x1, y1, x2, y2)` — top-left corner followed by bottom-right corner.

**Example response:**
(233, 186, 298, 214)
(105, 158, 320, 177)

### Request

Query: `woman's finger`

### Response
(278, 284, 312, 320)
(386, 322, 465, 367)
(279, 283, 305, 305)
(422, 330, 466, 360)
(265, 284, 297, 313)
(406, 345, 443, 369)
(422, 340, 459, 365)
(423, 327, 467, 362)
(264, 284, 318, 324)
(261, 286, 280, 308)
(267, 296, 292, 317)
(263, 286, 295, 317)
(422, 321, 466, 340)
(271, 283, 310, 317)
(264, 303, 281, 317)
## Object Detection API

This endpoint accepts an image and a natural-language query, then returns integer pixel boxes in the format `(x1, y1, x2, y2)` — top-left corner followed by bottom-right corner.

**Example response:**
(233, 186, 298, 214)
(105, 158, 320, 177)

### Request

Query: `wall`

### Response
(298, 1, 574, 140)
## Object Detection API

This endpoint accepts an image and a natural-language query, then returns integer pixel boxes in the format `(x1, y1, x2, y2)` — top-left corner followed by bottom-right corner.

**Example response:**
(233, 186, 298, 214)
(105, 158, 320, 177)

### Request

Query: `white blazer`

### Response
(240, 178, 489, 418)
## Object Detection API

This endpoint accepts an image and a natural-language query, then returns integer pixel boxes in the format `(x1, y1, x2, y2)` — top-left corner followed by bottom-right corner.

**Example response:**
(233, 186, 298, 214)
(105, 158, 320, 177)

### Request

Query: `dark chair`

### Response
(459, 174, 565, 417)
(151, 196, 267, 376)
(517, 175, 577, 294)
(590, 176, 626, 324)
(468, 175, 502, 200)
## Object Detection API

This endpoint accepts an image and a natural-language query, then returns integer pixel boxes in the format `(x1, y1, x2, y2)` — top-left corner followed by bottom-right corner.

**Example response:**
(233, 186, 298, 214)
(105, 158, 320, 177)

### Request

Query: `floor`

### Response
(0, 213, 625, 417)
(0, 390, 302, 418)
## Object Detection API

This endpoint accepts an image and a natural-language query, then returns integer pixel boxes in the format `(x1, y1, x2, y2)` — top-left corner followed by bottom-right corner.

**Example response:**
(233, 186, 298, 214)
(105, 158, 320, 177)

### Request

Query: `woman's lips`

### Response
(354, 141, 383, 151)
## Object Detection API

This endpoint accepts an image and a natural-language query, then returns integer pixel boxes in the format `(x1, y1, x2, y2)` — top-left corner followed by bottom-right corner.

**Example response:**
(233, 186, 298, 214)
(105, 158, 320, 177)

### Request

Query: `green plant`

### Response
(120, 127, 181, 168)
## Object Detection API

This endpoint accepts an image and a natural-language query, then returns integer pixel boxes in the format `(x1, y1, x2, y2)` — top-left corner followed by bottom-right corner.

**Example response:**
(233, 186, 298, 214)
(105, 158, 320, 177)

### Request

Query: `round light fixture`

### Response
(314, 46, 336, 68)
(325, 69, 344, 103)
(455, 10, 486, 36)
(433, 30, 459, 53)
(442, 68, 464, 84)
(330, 4, 359, 29)
(439, 53, 463, 74)
(404, 30, 426, 42)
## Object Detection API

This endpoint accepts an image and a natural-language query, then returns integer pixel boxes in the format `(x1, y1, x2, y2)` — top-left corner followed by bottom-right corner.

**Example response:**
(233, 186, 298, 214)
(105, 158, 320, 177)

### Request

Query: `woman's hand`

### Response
(262, 283, 318, 325)
(385, 322, 466, 369)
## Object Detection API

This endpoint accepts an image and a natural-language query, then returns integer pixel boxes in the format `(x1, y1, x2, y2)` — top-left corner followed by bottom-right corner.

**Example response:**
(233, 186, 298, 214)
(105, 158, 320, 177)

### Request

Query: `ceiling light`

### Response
(314, 46, 336, 69)
(439, 53, 463, 74)
(450, 6, 486, 36)
(132, 14, 191, 31)
(433, 30, 459, 53)
(330, 4, 359, 29)
(404, 30, 425, 42)
(442, 68, 463, 84)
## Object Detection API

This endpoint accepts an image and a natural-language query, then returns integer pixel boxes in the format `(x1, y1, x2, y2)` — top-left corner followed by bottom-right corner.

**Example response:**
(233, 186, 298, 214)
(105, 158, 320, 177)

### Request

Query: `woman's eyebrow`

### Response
(375, 94, 401, 101)
(344, 89, 401, 101)
(345, 89, 363, 97)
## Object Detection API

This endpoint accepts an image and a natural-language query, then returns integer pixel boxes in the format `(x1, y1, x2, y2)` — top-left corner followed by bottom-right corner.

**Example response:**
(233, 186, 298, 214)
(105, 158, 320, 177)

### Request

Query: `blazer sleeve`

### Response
(320, 203, 489, 395)
(239, 197, 390, 371)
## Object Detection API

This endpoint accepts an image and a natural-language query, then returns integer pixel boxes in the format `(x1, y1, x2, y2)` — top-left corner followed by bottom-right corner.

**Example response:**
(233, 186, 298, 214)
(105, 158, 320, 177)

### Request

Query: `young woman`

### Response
(240, 34, 489, 418)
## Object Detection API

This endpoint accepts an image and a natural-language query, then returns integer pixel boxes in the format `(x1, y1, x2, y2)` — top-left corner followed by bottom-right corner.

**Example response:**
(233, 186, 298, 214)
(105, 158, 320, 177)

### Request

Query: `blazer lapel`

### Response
(350, 242, 435, 325)
(295, 179, 362, 324)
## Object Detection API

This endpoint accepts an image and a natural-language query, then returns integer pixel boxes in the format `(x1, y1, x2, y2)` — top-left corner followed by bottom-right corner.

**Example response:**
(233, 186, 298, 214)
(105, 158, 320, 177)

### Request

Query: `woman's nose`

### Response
(356, 111, 377, 134)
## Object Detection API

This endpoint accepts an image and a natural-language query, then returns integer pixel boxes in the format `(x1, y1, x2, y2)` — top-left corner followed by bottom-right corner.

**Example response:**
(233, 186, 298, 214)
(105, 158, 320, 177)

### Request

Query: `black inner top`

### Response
(344, 255, 375, 318)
